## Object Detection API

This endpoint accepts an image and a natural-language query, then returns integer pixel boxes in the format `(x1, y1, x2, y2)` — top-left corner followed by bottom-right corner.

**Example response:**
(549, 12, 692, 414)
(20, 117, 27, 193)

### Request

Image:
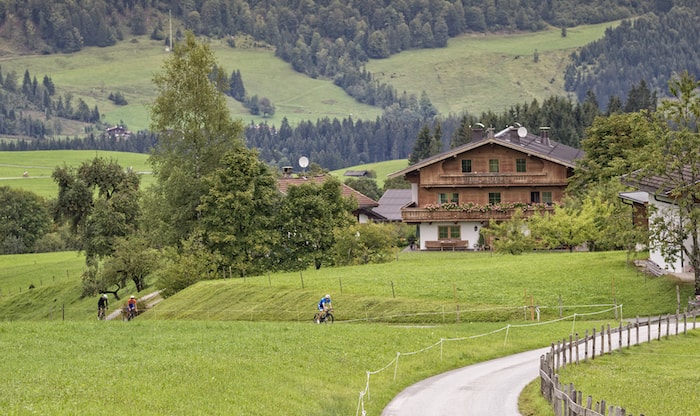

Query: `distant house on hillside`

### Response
(105, 125, 131, 139)
(388, 125, 584, 250)
(277, 173, 381, 223)
(344, 170, 370, 178)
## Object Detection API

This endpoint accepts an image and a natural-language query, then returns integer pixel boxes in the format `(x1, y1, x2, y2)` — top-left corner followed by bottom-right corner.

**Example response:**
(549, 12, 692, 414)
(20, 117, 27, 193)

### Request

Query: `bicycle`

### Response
(97, 307, 106, 320)
(313, 308, 334, 324)
(122, 306, 137, 321)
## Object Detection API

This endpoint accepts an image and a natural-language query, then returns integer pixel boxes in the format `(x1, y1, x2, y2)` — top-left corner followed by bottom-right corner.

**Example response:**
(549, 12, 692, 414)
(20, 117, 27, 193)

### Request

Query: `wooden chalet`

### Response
(388, 126, 584, 250)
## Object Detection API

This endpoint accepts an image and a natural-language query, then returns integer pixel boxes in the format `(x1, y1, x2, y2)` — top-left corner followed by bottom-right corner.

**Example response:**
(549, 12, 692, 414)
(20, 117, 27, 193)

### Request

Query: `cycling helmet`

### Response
(325, 294, 331, 299)
(130, 295, 135, 299)
(102, 294, 107, 299)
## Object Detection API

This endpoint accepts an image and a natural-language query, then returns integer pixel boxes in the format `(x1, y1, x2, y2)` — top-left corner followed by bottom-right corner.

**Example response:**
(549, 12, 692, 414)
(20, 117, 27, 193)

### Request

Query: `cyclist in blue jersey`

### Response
(316, 294, 332, 323)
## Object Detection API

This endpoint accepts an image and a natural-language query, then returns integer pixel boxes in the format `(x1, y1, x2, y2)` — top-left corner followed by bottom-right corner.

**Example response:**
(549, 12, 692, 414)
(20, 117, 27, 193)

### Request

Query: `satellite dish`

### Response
(298, 156, 309, 168)
(517, 126, 528, 138)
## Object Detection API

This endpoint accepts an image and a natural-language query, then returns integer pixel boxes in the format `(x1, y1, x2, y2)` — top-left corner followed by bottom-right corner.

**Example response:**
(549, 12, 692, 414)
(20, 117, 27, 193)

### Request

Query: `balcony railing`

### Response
(421, 172, 567, 187)
(401, 205, 554, 222)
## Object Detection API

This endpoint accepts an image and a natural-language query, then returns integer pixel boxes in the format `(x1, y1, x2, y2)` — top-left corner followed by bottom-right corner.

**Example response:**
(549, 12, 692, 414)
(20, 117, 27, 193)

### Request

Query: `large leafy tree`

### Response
(99, 236, 159, 295)
(197, 149, 281, 277)
(569, 111, 657, 195)
(0, 187, 52, 254)
(52, 157, 140, 295)
(275, 178, 356, 270)
(632, 71, 700, 294)
(148, 30, 245, 247)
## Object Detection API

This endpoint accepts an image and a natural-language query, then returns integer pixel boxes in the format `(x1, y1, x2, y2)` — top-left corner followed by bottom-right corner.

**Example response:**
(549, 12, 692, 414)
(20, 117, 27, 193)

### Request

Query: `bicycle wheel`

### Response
(323, 312, 334, 323)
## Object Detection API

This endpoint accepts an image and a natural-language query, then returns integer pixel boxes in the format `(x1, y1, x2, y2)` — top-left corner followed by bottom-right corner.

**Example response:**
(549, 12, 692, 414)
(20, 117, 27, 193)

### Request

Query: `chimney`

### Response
(539, 127, 551, 146)
(471, 123, 485, 141)
(509, 127, 520, 144)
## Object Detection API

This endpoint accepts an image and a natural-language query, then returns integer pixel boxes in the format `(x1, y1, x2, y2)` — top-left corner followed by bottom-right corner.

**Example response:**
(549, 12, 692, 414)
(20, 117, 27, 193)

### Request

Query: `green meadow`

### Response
(0, 250, 697, 414)
(0, 21, 617, 132)
(0, 150, 151, 198)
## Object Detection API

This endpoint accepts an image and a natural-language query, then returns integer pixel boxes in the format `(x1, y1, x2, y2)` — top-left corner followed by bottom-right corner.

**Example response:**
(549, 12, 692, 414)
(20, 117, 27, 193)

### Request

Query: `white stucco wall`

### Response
(418, 222, 482, 250)
(648, 197, 693, 273)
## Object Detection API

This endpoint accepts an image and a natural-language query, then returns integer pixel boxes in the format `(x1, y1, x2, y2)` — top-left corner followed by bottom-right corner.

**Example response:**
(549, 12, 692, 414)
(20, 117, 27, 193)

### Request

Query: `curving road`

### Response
(382, 321, 676, 416)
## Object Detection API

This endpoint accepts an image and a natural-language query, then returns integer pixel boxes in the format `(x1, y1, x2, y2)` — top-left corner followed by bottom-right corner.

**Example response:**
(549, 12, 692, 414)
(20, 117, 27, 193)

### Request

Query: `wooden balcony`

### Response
(401, 206, 554, 223)
(421, 172, 567, 187)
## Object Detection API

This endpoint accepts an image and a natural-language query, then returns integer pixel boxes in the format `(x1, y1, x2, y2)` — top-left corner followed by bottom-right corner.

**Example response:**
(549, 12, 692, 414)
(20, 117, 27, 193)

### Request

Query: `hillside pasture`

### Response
(367, 21, 622, 116)
(0, 36, 383, 132)
(0, 21, 616, 134)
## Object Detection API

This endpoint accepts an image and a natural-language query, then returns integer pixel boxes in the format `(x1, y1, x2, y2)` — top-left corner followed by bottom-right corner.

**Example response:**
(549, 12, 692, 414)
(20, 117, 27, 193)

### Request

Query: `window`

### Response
(542, 192, 553, 204)
(438, 225, 461, 239)
(531, 191, 540, 203)
(516, 158, 526, 172)
(488, 192, 501, 204)
(461, 159, 472, 173)
(489, 159, 499, 172)
(439, 193, 459, 204)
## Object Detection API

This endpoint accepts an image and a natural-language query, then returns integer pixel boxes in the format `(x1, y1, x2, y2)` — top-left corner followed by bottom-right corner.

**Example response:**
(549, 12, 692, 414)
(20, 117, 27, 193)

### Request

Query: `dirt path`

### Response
(105, 290, 163, 321)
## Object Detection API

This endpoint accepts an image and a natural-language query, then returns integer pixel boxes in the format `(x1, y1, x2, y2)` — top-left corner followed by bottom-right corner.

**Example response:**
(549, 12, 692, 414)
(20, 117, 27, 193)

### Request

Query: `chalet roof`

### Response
(372, 189, 412, 221)
(388, 126, 585, 178)
(277, 175, 378, 208)
(621, 166, 700, 199)
(619, 191, 649, 205)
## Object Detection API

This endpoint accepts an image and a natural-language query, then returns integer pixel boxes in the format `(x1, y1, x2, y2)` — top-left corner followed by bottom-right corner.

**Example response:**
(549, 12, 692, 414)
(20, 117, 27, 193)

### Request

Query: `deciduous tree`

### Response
(148, 31, 246, 246)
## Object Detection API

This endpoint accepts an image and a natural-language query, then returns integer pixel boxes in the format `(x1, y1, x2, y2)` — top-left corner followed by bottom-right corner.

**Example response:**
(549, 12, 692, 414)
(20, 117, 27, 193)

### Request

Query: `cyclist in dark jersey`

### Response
(97, 294, 108, 319)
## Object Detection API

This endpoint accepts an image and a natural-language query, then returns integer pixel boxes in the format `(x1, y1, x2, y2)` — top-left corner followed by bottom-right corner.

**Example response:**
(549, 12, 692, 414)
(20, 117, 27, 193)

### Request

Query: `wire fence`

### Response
(355, 305, 623, 416)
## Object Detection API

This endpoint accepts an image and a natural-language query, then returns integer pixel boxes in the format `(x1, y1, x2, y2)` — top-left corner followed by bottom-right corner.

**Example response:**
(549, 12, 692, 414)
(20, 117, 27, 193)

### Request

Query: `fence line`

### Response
(355, 305, 624, 416)
(539, 312, 698, 416)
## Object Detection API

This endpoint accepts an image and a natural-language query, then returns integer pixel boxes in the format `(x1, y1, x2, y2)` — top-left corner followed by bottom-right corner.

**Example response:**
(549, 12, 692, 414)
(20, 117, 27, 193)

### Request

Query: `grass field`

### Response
(0, 150, 400, 198)
(0, 250, 697, 414)
(554, 330, 700, 415)
(0, 21, 617, 133)
(0, 150, 152, 198)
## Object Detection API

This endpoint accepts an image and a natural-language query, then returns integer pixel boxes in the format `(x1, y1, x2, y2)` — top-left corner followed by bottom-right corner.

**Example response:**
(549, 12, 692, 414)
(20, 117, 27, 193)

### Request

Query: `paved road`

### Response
(382, 320, 681, 416)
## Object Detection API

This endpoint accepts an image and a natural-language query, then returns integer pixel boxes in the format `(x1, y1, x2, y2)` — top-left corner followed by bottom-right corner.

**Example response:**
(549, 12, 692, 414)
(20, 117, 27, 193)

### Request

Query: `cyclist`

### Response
(127, 295, 138, 319)
(97, 294, 108, 320)
(316, 294, 332, 323)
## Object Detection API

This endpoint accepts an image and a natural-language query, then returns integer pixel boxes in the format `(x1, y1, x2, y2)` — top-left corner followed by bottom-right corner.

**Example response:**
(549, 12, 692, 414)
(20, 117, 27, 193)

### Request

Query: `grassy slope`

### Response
(0, 36, 383, 132)
(0, 21, 617, 133)
(0, 250, 697, 415)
